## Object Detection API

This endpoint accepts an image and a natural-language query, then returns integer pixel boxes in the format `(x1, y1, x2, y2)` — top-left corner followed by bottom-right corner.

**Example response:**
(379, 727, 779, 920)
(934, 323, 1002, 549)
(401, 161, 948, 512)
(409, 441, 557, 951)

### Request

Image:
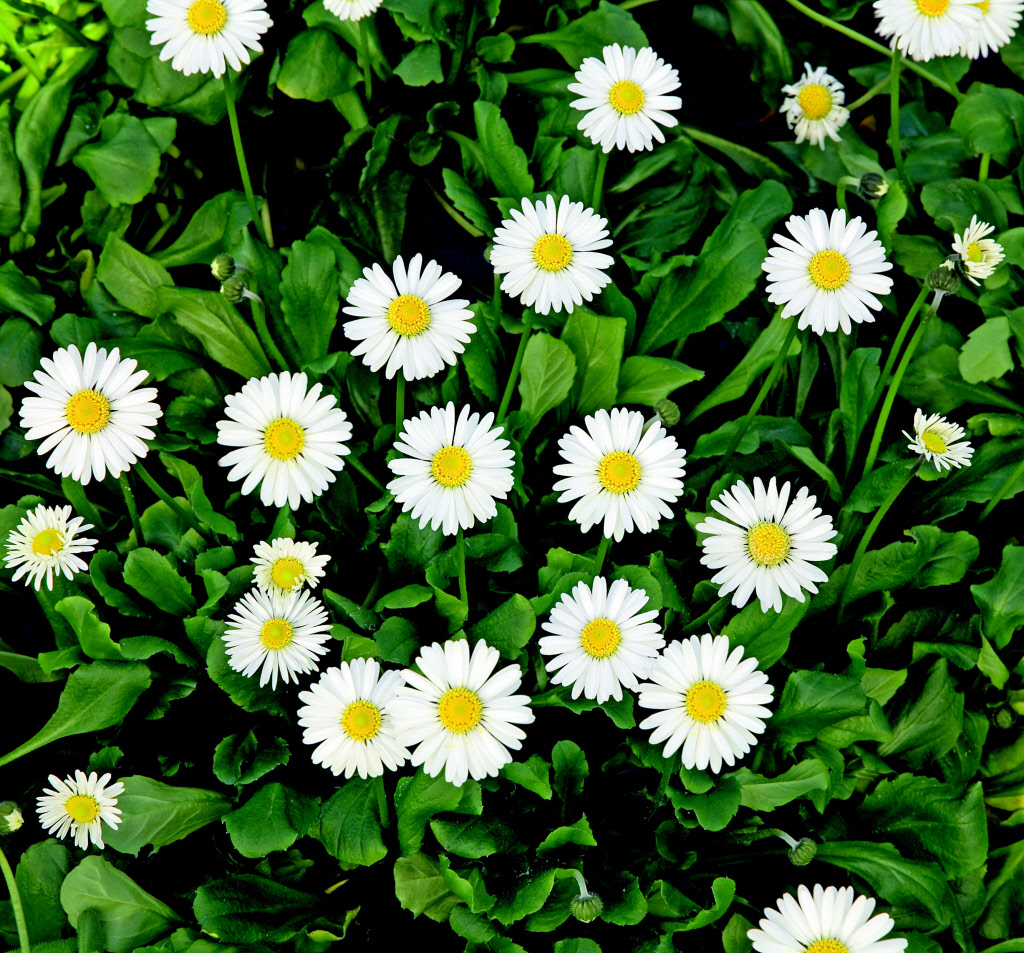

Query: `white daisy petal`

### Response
(5, 504, 97, 592)
(323, 0, 382, 21)
(873, 0, 983, 61)
(780, 63, 850, 150)
(903, 408, 974, 472)
(36, 770, 125, 850)
(950, 215, 1005, 285)
(251, 537, 331, 597)
(958, 0, 1023, 57)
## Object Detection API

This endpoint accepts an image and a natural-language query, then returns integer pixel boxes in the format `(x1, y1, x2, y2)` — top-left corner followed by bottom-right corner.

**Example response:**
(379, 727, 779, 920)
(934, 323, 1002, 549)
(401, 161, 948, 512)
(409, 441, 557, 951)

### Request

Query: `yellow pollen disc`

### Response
(187, 0, 227, 34)
(797, 83, 832, 120)
(685, 680, 727, 724)
(260, 618, 294, 651)
(65, 389, 111, 435)
(341, 700, 382, 742)
(64, 794, 100, 824)
(746, 521, 792, 568)
(580, 618, 622, 659)
(807, 249, 851, 291)
(263, 418, 306, 461)
(916, 0, 950, 14)
(533, 233, 573, 272)
(431, 445, 473, 488)
(437, 687, 483, 733)
(807, 941, 850, 953)
(608, 79, 646, 115)
(974, 0, 989, 11)
(387, 294, 431, 336)
(922, 431, 948, 454)
(966, 242, 984, 262)
(32, 528, 65, 556)
(598, 450, 642, 494)
(271, 557, 304, 590)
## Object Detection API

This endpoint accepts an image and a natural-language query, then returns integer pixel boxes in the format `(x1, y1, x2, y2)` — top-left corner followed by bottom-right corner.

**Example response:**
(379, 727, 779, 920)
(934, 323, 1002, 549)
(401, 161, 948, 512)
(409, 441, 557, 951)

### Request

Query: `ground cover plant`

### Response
(1, 0, 1024, 951)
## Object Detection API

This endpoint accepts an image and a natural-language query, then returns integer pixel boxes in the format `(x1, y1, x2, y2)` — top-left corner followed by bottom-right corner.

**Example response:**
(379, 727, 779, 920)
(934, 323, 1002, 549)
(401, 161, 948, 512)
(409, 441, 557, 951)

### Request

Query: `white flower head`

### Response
(216, 371, 352, 511)
(297, 660, 411, 779)
(5, 504, 97, 591)
(389, 639, 535, 787)
(36, 770, 124, 850)
(951, 215, 1005, 285)
(490, 194, 614, 315)
(324, 0, 382, 21)
(20, 342, 163, 486)
(567, 43, 682, 153)
(960, 0, 1023, 58)
(696, 476, 838, 614)
(251, 537, 330, 597)
(145, 0, 273, 78)
(762, 207, 894, 336)
(780, 63, 850, 149)
(873, 0, 983, 61)
(553, 407, 687, 543)
(904, 408, 974, 471)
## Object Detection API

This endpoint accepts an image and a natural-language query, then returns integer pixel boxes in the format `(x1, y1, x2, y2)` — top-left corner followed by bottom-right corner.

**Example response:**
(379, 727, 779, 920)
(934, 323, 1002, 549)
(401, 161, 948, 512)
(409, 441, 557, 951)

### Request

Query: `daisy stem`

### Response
(496, 313, 535, 425)
(979, 455, 1024, 521)
(250, 297, 289, 373)
(889, 49, 912, 198)
(681, 595, 730, 635)
(978, 152, 991, 184)
(119, 472, 145, 548)
(395, 371, 405, 438)
(569, 869, 589, 896)
(358, 18, 373, 101)
(133, 462, 215, 545)
(866, 284, 928, 416)
(592, 150, 610, 211)
(835, 175, 860, 213)
(348, 454, 386, 493)
(845, 73, 893, 113)
(592, 534, 612, 576)
(0, 844, 30, 953)
(456, 528, 468, 604)
(222, 72, 271, 247)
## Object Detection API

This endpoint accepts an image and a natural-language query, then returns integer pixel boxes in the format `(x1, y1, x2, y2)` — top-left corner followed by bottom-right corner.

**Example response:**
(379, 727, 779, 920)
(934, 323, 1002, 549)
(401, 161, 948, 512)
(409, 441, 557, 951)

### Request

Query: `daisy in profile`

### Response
(567, 44, 682, 153)
(779, 64, 850, 149)
(145, 0, 272, 78)
(216, 371, 352, 510)
(387, 402, 514, 536)
(696, 476, 838, 614)
(20, 343, 162, 486)
(951, 216, 1005, 285)
(342, 254, 476, 382)
(36, 770, 124, 850)
(960, 0, 1023, 58)
(251, 537, 330, 597)
(553, 407, 687, 542)
(490, 195, 613, 315)
(905, 409, 974, 471)
(873, 0, 983, 61)
(5, 504, 97, 591)
(637, 634, 774, 773)
(223, 587, 331, 689)
(325, 0, 383, 20)
(748, 884, 908, 953)
(539, 576, 665, 704)
(762, 208, 894, 336)
(390, 639, 534, 787)
(297, 660, 410, 779)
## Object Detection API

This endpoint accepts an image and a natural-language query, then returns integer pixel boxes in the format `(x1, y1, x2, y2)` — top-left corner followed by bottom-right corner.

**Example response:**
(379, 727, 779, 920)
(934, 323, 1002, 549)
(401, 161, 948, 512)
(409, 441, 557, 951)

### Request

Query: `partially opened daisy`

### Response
(762, 207, 894, 336)
(637, 634, 774, 773)
(5, 504, 97, 591)
(390, 639, 534, 787)
(490, 194, 613, 315)
(748, 883, 908, 953)
(567, 44, 682, 153)
(223, 587, 331, 689)
(324, 0, 382, 20)
(297, 660, 410, 779)
(696, 476, 838, 614)
(36, 770, 124, 850)
(20, 342, 163, 486)
(780, 64, 850, 149)
(951, 215, 1005, 285)
(216, 371, 352, 510)
(251, 537, 330, 597)
(904, 409, 974, 471)
(960, 0, 1023, 58)
(873, 0, 983, 61)
(553, 407, 687, 542)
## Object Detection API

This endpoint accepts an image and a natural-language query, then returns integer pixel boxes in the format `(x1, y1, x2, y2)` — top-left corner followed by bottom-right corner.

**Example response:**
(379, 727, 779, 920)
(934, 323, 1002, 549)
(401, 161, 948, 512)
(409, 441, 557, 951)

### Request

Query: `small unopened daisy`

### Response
(20, 343, 163, 486)
(325, 0, 382, 20)
(5, 504, 97, 591)
(390, 639, 534, 788)
(904, 409, 974, 471)
(748, 883, 909, 953)
(696, 477, 838, 614)
(540, 576, 665, 704)
(763, 207, 894, 336)
(216, 371, 352, 511)
(343, 254, 476, 381)
(36, 771, 124, 850)
(387, 402, 515, 536)
(567, 44, 682, 153)
(951, 215, 1005, 285)
(960, 0, 1023, 58)
(873, 0, 983, 61)
(297, 660, 410, 779)
(637, 634, 774, 773)
(490, 194, 614, 315)
(223, 587, 331, 689)
(251, 537, 330, 597)
(553, 407, 687, 542)
(145, 0, 273, 78)
(780, 64, 850, 149)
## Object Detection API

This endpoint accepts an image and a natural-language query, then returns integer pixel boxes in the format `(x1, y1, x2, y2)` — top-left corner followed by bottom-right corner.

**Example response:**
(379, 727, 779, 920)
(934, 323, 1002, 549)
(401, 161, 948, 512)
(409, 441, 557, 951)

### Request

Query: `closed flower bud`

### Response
(221, 276, 246, 302)
(788, 836, 817, 866)
(211, 254, 235, 281)
(858, 173, 889, 200)
(655, 399, 680, 428)
(0, 801, 24, 834)
(927, 262, 960, 294)
(572, 892, 604, 923)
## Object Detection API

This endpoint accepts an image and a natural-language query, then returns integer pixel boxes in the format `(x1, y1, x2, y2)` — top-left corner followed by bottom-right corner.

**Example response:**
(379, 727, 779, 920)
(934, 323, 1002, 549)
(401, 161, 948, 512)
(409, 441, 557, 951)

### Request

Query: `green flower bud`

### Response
(927, 262, 960, 294)
(211, 254, 235, 282)
(655, 399, 680, 428)
(994, 707, 1015, 730)
(0, 801, 24, 834)
(788, 837, 817, 866)
(571, 892, 604, 923)
(221, 276, 247, 303)
(858, 173, 889, 200)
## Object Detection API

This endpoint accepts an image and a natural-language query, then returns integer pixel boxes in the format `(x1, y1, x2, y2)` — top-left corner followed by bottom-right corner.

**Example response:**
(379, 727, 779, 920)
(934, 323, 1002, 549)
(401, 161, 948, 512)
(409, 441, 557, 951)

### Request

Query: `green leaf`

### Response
(723, 594, 809, 670)
(276, 29, 357, 101)
(206, 631, 287, 718)
(54, 595, 122, 660)
(518, 332, 576, 439)
(430, 816, 501, 859)
(0, 317, 44, 387)
(0, 261, 56, 325)
(393, 852, 459, 922)
(664, 876, 735, 933)
(473, 100, 533, 198)
(280, 238, 339, 364)
(878, 659, 964, 768)
(193, 875, 318, 943)
(669, 776, 742, 832)
(152, 191, 251, 268)
(978, 633, 1010, 689)
(561, 311, 626, 414)
(73, 113, 167, 207)
(617, 356, 703, 406)
(723, 0, 792, 98)
(317, 776, 388, 867)
(770, 671, 869, 752)
(732, 760, 829, 811)
(920, 178, 1007, 234)
(518, 0, 647, 68)
(469, 594, 536, 659)
(537, 815, 597, 853)
(16, 841, 70, 943)
(396, 771, 481, 856)
(395, 42, 444, 85)
(840, 348, 881, 465)
(382, 512, 444, 575)
(159, 453, 240, 539)
(375, 584, 434, 611)
(959, 316, 1014, 383)
(492, 869, 556, 926)
(442, 168, 493, 236)
(554, 941, 601, 953)
(96, 234, 173, 318)
(972, 544, 1024, 649)
(212, 730, 290, 786)
(123, 548, 197, 616)
(500, 754, 552, 799)
(375, 616, 419, 665)
(950, 82, 1024, 165)
(438, 855, 495, 915)
(552, 740, 589, 800)
(224, 782, 318, 859)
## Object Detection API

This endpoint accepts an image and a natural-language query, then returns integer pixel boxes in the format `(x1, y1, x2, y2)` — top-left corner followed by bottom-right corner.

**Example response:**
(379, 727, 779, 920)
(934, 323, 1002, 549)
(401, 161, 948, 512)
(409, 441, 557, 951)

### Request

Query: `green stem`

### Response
(119, 472, 145, 548)
(250, 296, 289, 372)
(619, 0, 661, 8)
(361, 567, 384, 609)
(358, 17, 372, 100)
(978, 152, 991, 184)
(592, 534, 612, 577)
(222, 73, 270, 246)
(592, 149, 610, 211)
(0, 19, 45, 83)
(395, 371, 405, 439)
(846, 73, 892, 112)
(979, 455, 1024, 522)
(0, 844, 30, 953)
(496, 313, 534, 424)
(348, 454, 386, 493)
(456, 528, 468, 604)
(681, 595, 730, 636)
(889, 49, 911, 197)
(835, 175, 859, 213)
(134, 462, 214, 544)
(0, 66, 29, 97)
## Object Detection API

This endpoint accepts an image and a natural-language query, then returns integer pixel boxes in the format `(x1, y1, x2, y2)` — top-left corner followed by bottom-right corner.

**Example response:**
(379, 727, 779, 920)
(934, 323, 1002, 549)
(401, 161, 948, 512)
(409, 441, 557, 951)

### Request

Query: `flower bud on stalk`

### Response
(926, 262, 960, 314)
(569, 869, 603, 923)
(0, 801, 23, 834)
(858, 173, 889, 200)
(211, 254, 236, 282)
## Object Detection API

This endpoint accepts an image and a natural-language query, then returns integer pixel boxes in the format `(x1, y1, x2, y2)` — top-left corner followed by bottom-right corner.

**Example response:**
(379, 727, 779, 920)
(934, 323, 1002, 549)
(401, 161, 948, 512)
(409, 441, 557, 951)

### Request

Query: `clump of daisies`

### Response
(5, 504, 97, 591)
(951, 216, 1005, 285)
(37, 771, 124, 850)
(873, 0, 983, 61)
(905, 409, 974, 471)
(251, 538, 330, 597)
(779, 63, 850, 149)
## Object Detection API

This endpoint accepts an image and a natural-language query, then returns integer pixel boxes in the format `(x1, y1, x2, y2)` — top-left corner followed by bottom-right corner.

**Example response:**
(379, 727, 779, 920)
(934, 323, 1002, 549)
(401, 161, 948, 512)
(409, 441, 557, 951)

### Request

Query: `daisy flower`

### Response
(389, 639, 535, 788)
(324, 0, 383, 21)
(36, 770, 124, 850)
(20, 343, 162, 486)
(567, 43, 682, 154)
(779, 64, 850, 150)
(951, 215, 1005, 285)
(696, 476, 838, 614)
(904, 409, 974, 471)
(222, 587, 331, 689)
(387, 402, 515, 536)
(5, 504, 97, 592)
(297, 660, 410, 779)
(553, 407, 687, 543)
(251, 537, 330, 597)
(873, 0, 983, 61)
(539, 576, 665, 704)
(762, 207, 894, 336)
(216, 371, 352, 511)
(637, 634, 774, 773)
(145, 0, 273, 78)
(960, 0, 1023, 58)
(490, 194, 614, 315)
(342, 254, 476, 382)
(748, 883, 909, 953)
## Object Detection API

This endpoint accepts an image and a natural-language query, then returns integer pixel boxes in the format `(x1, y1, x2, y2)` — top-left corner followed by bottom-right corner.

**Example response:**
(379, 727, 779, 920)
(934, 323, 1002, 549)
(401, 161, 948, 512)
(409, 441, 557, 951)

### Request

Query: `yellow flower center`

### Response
(797, 83, 832, 120)
(580, 618, 621, 659)
(916, 0, 950, 14)
(437, 687, 483, 733)
(431, 445, 473, 488)
(341, 700, 382, 742)
(974, 0, 990, 12)
(65, 389, 111, 435)
(922, 431, 948, 454)
(807, 249, 851, 290)
(806, 941, 850, 953)
(260, 618, 293, 651)
(685, 679, 727, 724)
(387, 294, 431, 336)
(271, 557, 304, 590)
(608, 79, 646, 115)
(746, 521, 792, 567)
(533, 233, 573, 272)
(263, 418, 306, 461)
(598, 450, 642, 494)
(32, 528, 65, 556)
(64, 794, 100, 824)
(187, 0, 227, 34)
(966, 241, 984, 262)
